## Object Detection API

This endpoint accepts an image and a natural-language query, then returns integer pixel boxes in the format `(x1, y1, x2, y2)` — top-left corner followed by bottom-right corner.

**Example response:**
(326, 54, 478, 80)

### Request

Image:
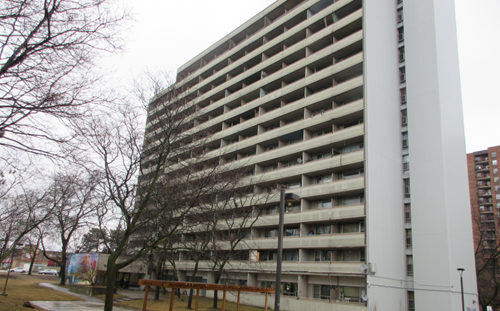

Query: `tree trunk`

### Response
(212, 273, 221, 309)
(59, 245, 67, 286)
(104, 256, 118, 311)
(28, 237, 41, 275)
(187, 259, 200, 309)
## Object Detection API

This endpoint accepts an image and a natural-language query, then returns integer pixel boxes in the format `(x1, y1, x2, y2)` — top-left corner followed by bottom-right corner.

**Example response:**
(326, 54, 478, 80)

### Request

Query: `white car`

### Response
(10, 267, 26, 273)
(38, 269, 58, 275)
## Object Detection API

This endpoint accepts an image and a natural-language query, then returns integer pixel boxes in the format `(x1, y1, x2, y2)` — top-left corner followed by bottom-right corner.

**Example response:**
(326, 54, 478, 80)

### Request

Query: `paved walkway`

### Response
(29, 283, 145, 311)
(29, 301, 136, 311)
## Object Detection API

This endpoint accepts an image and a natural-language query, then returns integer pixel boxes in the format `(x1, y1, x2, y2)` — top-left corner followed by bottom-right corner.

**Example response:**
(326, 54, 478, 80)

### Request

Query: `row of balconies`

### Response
(147, 32, 364, 138)
(171, 259, 366, 276)
(147, 6, 364, 133)
(476, 165, 490, 172)
(176, 0, 360, 87)
(143, 62, 365, 172)
(475, 156, 489, 163)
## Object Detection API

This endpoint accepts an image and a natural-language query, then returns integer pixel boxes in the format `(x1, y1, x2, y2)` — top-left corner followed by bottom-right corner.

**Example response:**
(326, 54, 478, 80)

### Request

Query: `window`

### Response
(402, 132, 409, 150)
(493, 160, 498, 166)
(317, 174, 332, 184)
(407, 256, 413, 276)
(400, 88, 407, 104)
(405, 204, 411, 223)
(319, 199, 332, 208)
(399, 46, 405, 62)
(408, 291, 415, 311)
(260, 251, 276, 261)
(398, 27, 404, 42)
(285, 203, 300, 213)
(342, 143, 363, 154)
(314, 250, 334, 262)
(265, 144, 279, 151)
(397, 8, 404, 22)
(343, 250, 362, 261)
(314, 285, 338, 300)
(313, 151, 332, 160)
(342, 223, 360, 233)
(494, 168, 499, 175)
(403, 155, 409, 173)
(282, 282, 298, 296)
(406, 229, 412, 249)
(404, 179, 411, 197)
(399, 67, 406, 83)
(479, 189, 484, 194)
(287, 181, 301, 189)
(316, 225, 331, 235)
(265, 206, 277, 215)
(342, 196, 364, 206)
(285, 227, 299, 236)
(401, 109, 407, 126)
(283, 250, 299, 262)
(342, 169, 364, 179)
(261, 281, 276, 288)
(264, 229, 275, 238)
(493, 152, 497, 158)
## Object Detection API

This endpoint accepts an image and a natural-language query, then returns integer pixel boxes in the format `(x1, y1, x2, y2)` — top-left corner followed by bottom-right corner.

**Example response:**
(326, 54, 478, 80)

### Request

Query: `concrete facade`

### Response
(145, 0, 478, 310)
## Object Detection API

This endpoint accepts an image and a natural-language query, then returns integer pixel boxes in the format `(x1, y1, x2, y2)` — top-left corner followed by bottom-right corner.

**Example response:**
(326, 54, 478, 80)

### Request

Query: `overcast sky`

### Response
(106, 0, 500, 153)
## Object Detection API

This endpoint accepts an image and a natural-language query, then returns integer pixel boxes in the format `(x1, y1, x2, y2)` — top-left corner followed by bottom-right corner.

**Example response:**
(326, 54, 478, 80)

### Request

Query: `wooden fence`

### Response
(138, 279, 275, 311)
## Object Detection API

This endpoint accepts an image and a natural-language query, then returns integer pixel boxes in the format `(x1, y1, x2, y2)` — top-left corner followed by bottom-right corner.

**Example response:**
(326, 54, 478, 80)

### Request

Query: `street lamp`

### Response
(274, 185, 299, 311)
(457, 268, 465, 311)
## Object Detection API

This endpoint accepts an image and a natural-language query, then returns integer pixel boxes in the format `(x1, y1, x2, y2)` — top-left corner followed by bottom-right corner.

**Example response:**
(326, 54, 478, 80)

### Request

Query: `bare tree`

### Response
(0, 0, 127, 156)
(205, 187, 272, 310)
(69, 73, 245, 310)
(0, 186, 55, 263)
(41, 169, 100, 285)
(472, 210, 500, 310)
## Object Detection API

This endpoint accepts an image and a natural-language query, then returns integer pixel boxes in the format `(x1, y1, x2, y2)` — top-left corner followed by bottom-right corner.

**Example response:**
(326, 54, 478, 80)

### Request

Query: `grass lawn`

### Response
(0, 272, 82, 311)
(119, 293, 271, 311)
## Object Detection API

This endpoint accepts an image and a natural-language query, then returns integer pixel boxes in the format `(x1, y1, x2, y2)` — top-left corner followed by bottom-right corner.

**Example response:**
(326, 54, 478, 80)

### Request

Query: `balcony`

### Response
(255, 204, 365, 227)
(243, 232, 365, 250)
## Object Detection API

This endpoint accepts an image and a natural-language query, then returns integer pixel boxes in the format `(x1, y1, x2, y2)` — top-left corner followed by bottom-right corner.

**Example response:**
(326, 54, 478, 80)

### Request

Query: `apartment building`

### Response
(467, 146, 500, 250)
(145, 0, 478, 310)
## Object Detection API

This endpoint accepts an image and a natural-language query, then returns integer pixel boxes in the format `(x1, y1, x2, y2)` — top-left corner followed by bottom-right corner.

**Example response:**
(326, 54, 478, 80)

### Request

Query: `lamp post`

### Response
(274, 185, 299, 311)
(457, 268, 465, 311)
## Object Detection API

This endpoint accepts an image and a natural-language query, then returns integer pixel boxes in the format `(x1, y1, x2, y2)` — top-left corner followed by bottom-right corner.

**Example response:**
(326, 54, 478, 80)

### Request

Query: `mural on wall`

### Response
(67, 253, 98, 285)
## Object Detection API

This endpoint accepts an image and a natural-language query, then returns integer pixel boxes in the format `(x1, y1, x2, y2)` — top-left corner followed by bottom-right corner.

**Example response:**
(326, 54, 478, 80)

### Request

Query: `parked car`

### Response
(38, 269, 58, 275)
(10, 267, 26, 273)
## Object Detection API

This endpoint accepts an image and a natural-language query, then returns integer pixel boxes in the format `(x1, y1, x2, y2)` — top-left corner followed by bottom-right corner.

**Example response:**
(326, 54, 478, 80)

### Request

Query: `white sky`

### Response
(106, 0, 500, 153)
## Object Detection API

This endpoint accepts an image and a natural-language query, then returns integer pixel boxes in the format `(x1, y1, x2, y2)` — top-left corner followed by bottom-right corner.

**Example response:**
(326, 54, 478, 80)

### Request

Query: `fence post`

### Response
(142, 285, 149, 311)
(169, 289, 175, 311)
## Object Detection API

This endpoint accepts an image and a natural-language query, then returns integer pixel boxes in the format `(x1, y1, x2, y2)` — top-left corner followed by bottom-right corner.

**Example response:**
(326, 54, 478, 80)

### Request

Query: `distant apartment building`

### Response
(467, 146, 500, 250)
(144, 0, 478, 310)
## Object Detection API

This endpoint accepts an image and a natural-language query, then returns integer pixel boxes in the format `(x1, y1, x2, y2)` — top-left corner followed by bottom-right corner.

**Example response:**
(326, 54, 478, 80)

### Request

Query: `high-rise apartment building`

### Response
(467, 146, 500, 249)
(146, 0, 478, 310)
(467, 146, 500, 308)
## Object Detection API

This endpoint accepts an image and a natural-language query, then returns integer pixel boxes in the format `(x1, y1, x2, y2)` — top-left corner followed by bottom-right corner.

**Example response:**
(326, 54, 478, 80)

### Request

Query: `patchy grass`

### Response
(0, 273, 82, 311)
(119, 293, 270, 311)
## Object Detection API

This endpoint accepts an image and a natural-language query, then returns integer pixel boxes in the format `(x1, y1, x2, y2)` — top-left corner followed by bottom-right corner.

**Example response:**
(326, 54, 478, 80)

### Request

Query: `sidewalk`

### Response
(29, 283, 143, 311)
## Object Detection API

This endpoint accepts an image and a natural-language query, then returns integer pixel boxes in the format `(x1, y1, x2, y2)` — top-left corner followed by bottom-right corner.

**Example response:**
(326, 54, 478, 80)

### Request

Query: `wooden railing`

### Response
(138, 280, 275, 311)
